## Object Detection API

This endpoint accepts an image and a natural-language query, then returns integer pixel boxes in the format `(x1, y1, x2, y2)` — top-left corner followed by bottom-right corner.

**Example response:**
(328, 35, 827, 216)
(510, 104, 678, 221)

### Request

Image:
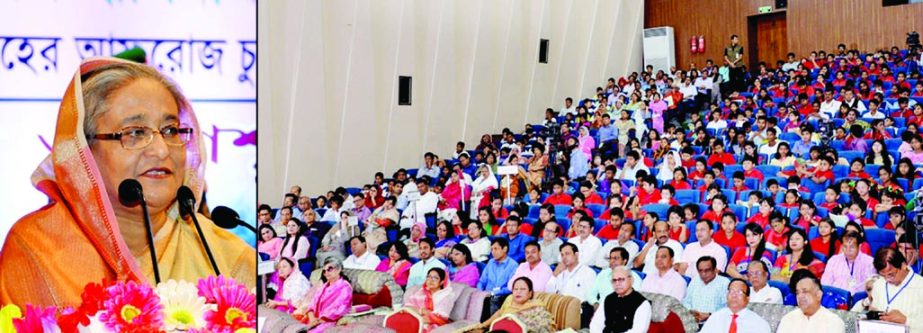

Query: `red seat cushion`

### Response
(351, 287, 393, 308)
(647, 311, 684, 333)
(491, 317, 525, 333)
(384, 311, 422, 333)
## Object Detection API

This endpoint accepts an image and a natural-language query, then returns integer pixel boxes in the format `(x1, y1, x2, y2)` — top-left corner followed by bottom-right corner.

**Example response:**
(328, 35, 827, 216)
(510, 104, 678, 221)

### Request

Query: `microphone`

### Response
(117, 179, 162, 284)
(211, 206, 257, 233)
(177, 186, 221, 276)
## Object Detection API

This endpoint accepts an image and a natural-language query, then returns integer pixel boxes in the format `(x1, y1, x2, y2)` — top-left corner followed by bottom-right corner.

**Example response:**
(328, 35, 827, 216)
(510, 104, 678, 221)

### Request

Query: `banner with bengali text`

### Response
(0, 0, 256, 245)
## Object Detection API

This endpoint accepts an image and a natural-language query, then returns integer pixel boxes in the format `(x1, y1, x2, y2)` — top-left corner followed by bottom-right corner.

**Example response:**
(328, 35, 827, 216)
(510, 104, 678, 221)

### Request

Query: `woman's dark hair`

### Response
(786, 228, 817, 266)
(258, 224, 278, 241)
(743, 222, 767, 262)
(278, 257, 296, 271)
(437, 221, 456, 240)
(451, 243, 473, 265)
(774, 142, 791, 160)
(478, 206, 498, 227)
(390, 241, 411, 261)
(817, 218, 840, 258)
(512, 276, 535, 295)
(279, 218, 306, 259)
(427, 267, 447, 284)
(844, 221, 867, 244)
(466, 220, 486, 238)
(895, 158, 917, 182)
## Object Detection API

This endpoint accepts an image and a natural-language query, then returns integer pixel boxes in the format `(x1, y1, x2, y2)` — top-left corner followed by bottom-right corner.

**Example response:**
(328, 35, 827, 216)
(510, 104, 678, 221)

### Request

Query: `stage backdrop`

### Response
(0, 0, 256, 245)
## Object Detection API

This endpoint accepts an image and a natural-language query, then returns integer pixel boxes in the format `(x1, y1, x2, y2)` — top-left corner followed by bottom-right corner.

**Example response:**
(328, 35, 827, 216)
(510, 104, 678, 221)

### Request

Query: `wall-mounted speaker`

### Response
(398, 76, 411, 105)
(539, 39, 549, 63)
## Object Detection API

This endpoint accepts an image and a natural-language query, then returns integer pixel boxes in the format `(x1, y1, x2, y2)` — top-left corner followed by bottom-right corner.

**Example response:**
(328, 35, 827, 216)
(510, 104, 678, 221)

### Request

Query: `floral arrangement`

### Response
(0, 276, 255, 333)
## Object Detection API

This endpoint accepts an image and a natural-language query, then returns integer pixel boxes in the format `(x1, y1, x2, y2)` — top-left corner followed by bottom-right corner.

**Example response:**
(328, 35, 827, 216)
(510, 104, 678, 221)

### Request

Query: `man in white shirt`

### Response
(400, 178, 439, 228)
(700, 279, 772, 333)
(561, 97, 576, 116)
(596, 223, 639, 268)
(589, 266, 652, 333)
(634, 221, 684, 276)
(819, 89, 842, 120)
(862, 99, 886, 119)
(407, 238, 446, 287)
(841, 88, 866, 113)
(640, 246, 687, 301)
(342, 236, 381, 270)
(617, 150, 650, 181)
(757, 128, 780, 157)
(568, 217, 602, 266)
(676, 220, 728, 279)
(747, 261, 783, 304)
(418, 152, 441, 179)
(866, 248, 923, 331)
(547, 243, 597, 303)
(776, 274, 845, 333)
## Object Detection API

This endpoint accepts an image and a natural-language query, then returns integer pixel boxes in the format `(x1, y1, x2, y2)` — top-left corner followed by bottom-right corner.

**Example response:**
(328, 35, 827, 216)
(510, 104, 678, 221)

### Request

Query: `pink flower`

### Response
(12, 305, 59, 333)
(199, 277, 255, 332)
(196, 276, 240, 303)
(99, 280, 164, 333)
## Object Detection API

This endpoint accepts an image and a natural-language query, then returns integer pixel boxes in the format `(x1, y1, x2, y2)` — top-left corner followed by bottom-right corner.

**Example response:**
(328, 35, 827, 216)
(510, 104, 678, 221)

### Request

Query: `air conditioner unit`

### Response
(643, 26, 676, 74)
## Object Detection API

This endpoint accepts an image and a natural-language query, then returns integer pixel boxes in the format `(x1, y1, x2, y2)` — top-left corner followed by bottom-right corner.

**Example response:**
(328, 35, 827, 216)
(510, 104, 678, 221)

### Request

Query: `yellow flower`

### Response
(0, 304, 22, 333)
(155, 280, 212, 331)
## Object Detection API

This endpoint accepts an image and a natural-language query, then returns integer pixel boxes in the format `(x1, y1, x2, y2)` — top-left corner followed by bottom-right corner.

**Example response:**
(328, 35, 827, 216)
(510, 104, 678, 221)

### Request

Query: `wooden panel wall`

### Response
(645, 0, 923, 70)
(645, 0, 774, 69)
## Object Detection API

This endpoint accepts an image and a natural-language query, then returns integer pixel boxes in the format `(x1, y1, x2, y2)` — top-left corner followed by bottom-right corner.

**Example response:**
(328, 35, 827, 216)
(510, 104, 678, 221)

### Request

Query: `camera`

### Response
(908, 31, 920, 49)
(867, 310, 883, 320)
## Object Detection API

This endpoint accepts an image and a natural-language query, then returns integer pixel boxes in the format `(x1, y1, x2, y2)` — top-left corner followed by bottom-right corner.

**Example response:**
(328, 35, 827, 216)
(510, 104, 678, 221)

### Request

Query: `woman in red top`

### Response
(852, 179, 879, 212)
(728, 223, 773, 279)
(876, 167, 903, 194)
(714, 212, 747, 251)
(364, 185, 386, 209)
(597, 195, 624, 220)
(638, 212, 659, 242)
(772, 228, 826, 284)
(819, 186, 840, 211)
(687, 158, 708, 182)
(490, 197, 510, 220)
(566, 193, 594, 220)
(810, 219, 841, 260)
(669, 168, 692, 190)
(778, 189, 801, 209)
(764, 213, 790, 251)
(701, 194, 731, 224)
(746, 198, 775, 229)
(666, 206, 689, 243)
(794, 201, 822, 231)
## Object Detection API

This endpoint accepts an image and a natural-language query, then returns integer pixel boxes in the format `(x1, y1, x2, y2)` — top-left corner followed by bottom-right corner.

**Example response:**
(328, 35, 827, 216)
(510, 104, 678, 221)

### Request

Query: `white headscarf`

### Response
(657, 150, 683, 182)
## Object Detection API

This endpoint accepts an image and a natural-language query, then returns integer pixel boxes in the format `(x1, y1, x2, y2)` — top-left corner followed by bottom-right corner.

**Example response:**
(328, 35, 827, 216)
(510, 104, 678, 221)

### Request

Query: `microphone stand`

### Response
(139, 198, 162, 284)
(186, 211, 221, 276)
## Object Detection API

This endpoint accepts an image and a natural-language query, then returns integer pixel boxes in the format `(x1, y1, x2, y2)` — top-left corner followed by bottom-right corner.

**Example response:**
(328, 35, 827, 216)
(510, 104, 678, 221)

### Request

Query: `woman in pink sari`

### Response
(440, 169, 470, 210)
(376, 242, 413, 286)
(258, 224, 284, 260)
(295, 257, 353, 332)
(265, 257, 311, 313)
(448, 244, 480, 288)
(577, 126, 595, 160)
(402, 267, 455, 332)
(405, 222, 426, 258)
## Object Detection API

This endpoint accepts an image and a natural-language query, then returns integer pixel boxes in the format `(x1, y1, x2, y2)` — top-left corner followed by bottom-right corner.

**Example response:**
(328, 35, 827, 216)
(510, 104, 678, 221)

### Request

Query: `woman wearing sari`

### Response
(469, 164, 498, 220)
(294, 257, 353, 332)
(258, 224, 285, 260)
(468, 277, 554, 333)
(433, 221, 458, 259)
(448, 244, 480, 288)
(364, 196, 398, 251)
(440, 169, 470, 211)
(398, 267, 455, 332)
(316, 210, 359, 264)
(265, 257, 311, 313)
(405, 222, 427, 258)
(376, 242, 413, 286)
(526, 144, 548, 190)
(0, 58, 254, 307)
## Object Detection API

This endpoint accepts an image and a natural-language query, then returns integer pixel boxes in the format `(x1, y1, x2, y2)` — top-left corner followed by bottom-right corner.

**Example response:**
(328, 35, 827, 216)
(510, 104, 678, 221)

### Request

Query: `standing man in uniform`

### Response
(724, 34, 744, 94)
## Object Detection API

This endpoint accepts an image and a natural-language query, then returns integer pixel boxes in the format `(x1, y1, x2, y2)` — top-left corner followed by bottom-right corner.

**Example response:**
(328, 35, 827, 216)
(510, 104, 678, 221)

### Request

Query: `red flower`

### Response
(201, 278, 255, 332)
(79, 279, 111, 316)
(99, 280, 165, 333)
(57, 307, 90, 333)
(196, 275, 240, 303)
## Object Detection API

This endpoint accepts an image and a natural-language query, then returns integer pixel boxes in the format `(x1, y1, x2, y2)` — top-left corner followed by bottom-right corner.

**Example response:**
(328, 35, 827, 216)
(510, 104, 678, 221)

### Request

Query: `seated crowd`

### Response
(259, 43, 923, 332)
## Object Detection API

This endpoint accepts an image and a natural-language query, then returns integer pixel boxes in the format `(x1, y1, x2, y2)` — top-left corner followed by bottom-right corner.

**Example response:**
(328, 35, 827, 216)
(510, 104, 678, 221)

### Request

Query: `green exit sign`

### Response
(758, 6, 772, 13)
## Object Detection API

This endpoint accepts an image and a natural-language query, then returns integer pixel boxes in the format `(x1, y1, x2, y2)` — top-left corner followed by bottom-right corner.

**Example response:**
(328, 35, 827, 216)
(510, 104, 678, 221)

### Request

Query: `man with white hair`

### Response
(589, 266, 651, 333)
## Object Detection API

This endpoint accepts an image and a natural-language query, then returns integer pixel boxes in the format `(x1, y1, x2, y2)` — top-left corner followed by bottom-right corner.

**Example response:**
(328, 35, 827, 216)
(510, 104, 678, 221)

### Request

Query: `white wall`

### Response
(258, 0, 644, 205)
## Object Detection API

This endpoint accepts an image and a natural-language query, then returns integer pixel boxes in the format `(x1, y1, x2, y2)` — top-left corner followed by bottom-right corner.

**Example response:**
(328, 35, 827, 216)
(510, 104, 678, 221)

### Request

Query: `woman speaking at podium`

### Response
(0, 57, 255, 307)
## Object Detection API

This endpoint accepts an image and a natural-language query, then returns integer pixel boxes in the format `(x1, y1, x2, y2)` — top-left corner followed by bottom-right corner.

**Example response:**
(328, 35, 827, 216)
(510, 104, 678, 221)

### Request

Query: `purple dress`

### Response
(450, 263, 480, 288)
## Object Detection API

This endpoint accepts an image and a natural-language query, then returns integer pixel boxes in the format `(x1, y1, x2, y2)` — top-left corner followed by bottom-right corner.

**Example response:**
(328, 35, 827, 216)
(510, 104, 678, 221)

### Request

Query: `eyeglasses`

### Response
(426, 275, 442, 281)
(611, 278, 627, 283)
(324, 266, 337, 273)
(91, 124, 193, 150)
